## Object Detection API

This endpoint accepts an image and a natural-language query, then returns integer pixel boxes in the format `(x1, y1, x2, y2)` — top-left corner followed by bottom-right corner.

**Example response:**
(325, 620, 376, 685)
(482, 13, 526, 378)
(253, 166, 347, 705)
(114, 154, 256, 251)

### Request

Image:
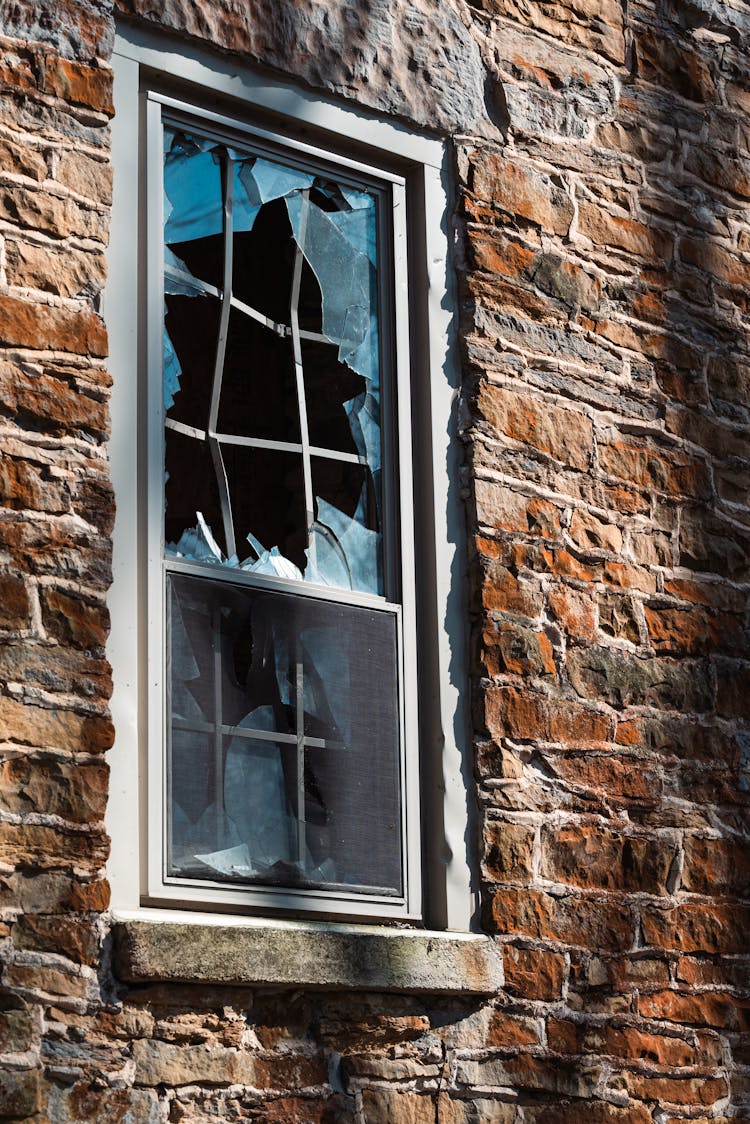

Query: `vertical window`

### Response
(144, 97, 420, 917)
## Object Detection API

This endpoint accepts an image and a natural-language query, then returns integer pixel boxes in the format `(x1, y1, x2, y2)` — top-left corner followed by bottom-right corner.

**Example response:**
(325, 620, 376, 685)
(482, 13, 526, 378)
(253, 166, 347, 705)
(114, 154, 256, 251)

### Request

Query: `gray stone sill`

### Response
(112, 911, 503, 995)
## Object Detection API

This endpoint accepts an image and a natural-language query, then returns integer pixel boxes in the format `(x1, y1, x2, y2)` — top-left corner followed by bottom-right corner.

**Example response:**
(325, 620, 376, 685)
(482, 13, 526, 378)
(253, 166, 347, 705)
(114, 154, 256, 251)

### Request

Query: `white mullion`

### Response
(289, 189, 315, 562)
(207, 151, 237, 559)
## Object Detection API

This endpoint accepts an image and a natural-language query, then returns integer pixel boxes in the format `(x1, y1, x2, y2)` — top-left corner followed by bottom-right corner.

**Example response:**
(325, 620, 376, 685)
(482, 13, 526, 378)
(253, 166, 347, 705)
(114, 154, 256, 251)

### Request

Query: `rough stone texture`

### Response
(115, 920, 504, 995)
(0, 0, 749, 1120)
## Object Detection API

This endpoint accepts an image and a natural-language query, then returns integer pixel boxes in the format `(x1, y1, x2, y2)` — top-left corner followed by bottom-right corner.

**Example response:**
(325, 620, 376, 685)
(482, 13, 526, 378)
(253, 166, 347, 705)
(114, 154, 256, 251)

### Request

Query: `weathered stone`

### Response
(0, 574, 29, 628)
(502, 945, 565, 1000)
(472, 0, 626, 64)
(0, 757, 109, 823)
(0, 295, 107, 356)
(489, 888, 635, 951)
(116, 0, 496, 133)
(40, 587, 108, 650)
(471, 152, 574, 235)
(567, 648, 714, 713)
(0, 1067, 40, 1117)
(115, 920, 503, 994)
(5, 240, 108, 299)
(132, 1039, 256, 1086)
(569, 509, 622, 554)
(0, 696, 113, 753)
(540, 824, 678, 894)
(482, 819, 536, 883)
(476, 383, 593, 469)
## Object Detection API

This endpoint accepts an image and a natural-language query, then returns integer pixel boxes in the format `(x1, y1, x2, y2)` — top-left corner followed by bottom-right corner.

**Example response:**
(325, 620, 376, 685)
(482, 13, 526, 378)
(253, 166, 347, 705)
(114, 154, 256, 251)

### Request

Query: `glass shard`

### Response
(285, 194, 379, 386)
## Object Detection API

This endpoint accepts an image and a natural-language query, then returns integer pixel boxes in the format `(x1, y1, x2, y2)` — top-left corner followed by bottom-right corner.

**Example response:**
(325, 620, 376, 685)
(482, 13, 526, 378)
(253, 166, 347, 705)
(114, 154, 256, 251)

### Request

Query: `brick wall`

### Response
(0, 0, 748, 1120)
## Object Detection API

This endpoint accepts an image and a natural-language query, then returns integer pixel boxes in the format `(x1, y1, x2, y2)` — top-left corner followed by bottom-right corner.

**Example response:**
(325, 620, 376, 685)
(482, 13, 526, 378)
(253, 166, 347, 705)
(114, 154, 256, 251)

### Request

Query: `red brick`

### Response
(540, 824, 678, 894)
(476, 383, 593, 470)
(470, 152, 574, 235)
(503, 945, 566, 1000)
(547, 1019, 696, 1067)
(483, 685, 614, 745)
(0, 295, 107, 357)
(642, 901, 750, 955)
(489, 888, 635, 951)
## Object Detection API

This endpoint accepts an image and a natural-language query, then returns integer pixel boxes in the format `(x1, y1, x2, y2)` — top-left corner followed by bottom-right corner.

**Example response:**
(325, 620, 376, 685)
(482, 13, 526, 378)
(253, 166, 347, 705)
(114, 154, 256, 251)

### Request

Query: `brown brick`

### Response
(0, 696, 113, 754)
(470, 152, 574, 235)
(503, 945, 566, 1000)
(481, 819, 536, 883)
(547, 1019, 696, 1067)
(489, 888, 634, 951)
(40, 587, 108, 650)
(483, 685, 614, 745)
(0, 295, 107, 356)
(681, 834, 750, 897)
(641, 901, 750, 955)
(476, 384, 593, 470)
(540, 824, 678, 894)
(0, 573, 29, 628)
(0, 757, 108, 822)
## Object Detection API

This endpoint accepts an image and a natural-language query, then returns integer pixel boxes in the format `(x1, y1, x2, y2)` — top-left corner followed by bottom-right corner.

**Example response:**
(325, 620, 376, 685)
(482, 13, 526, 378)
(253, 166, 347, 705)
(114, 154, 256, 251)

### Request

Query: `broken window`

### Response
(158, 119, 409, 900)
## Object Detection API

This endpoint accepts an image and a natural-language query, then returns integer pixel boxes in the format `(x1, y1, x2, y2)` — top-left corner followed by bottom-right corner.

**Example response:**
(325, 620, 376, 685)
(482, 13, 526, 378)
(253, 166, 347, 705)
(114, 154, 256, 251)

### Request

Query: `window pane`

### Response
(167, 573, 402, 896)
(162, 126, 389, 597)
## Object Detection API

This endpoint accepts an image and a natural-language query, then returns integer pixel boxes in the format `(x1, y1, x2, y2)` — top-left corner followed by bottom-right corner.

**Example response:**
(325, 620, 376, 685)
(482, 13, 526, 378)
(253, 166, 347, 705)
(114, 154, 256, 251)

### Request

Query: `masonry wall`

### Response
(0, 0, 748, 1120)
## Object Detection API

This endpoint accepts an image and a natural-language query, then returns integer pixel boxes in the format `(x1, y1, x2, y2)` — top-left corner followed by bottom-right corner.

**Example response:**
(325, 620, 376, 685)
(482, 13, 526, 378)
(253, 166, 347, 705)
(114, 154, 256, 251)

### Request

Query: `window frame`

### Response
(107, 23, 475, 931)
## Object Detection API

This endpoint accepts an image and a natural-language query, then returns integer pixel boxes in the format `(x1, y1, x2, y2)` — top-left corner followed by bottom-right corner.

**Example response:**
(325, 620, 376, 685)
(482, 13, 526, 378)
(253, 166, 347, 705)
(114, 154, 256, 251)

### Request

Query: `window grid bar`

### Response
(289, 189, 316, 564)
(211, 605, 224, 850)
(207, 149, 237, 558)
(172, 716, 344, 752)
(166, 417, 366, 466)
(295, 658, 306, 866)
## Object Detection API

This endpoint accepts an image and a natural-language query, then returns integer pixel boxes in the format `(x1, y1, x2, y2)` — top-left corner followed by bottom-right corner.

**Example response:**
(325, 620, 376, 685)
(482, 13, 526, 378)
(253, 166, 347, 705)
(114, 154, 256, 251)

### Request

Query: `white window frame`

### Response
(107, 23, 475, 930)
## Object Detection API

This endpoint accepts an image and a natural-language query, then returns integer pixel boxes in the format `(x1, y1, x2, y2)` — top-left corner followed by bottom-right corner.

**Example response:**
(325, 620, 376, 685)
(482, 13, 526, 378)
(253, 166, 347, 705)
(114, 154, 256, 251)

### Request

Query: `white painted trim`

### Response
(106, 22, 474, 932)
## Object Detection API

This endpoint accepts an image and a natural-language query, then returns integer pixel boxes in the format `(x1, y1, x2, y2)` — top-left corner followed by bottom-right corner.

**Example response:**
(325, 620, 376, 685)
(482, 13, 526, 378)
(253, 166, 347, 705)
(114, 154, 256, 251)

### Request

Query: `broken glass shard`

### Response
(164, 128, 224, 246)
(240, 157, 315, 207)
(285, 194, 379, 386)
(224, 705, 296, 868)
(306, 496, 382, 596)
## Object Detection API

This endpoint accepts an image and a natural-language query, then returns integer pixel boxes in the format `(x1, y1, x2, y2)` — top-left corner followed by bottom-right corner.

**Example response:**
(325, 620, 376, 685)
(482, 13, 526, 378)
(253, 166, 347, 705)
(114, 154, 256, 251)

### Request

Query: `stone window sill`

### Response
(112, 911, 502, 995)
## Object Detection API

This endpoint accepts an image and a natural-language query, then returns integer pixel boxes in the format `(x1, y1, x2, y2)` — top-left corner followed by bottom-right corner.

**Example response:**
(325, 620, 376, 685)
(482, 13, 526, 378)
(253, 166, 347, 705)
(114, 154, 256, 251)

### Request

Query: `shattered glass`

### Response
(167, 574, 402, 895)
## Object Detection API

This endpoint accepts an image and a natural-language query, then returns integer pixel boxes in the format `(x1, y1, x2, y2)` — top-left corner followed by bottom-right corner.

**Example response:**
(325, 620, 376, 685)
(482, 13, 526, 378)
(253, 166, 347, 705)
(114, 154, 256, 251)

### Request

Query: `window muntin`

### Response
(143, 97, 419, 914)
(162, 123, 385, 596)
